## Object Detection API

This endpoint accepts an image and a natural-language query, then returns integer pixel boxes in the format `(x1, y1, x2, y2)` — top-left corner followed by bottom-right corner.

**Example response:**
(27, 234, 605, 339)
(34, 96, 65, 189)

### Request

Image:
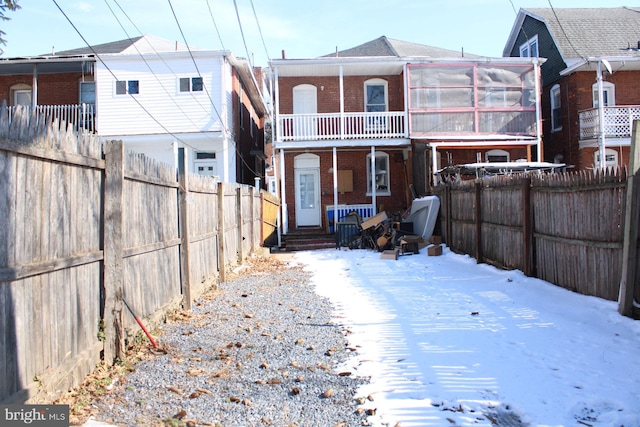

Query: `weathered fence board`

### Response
(0, 109, 278, 403)
(433, 168, 632, 302)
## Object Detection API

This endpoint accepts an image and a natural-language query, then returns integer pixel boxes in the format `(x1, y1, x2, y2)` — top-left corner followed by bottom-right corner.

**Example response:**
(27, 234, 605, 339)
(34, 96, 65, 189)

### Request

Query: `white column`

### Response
(279, 148, 288, 234)
(339, 66, 345, 139)
(534, 59, 543, 162)
(332, 147, 338, 231)
(371, 146, 377, 214)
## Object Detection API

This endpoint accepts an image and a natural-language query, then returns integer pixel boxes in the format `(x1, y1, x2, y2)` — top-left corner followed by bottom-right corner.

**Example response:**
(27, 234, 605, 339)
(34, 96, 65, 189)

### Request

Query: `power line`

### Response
(167, 0, 262, 178)
(232, 0, 253, 67)
(103, 0, 205, 131)
(206, 0, 226, 51)
(249, 0, 270, 63)
(110, 0, 214, 117)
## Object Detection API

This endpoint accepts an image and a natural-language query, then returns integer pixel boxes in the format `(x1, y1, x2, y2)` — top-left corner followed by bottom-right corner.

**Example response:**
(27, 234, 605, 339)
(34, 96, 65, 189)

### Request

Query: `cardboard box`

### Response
(429, 235, 443, 245)
(399, 235, 422, 255)
(380, 249, 399, 260)
(401, 235, 428, 250)
(427, 244, 443, 256)
(361, 211, 388, 230)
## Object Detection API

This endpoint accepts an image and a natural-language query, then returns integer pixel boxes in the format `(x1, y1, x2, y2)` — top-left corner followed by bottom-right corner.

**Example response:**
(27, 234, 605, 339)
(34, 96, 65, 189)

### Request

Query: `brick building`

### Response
(267, 36, 543, 233)
(504, 7, 640, 171)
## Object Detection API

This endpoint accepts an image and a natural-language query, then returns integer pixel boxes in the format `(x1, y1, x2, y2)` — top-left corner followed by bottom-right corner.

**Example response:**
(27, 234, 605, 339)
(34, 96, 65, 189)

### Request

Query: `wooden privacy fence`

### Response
(0, 107, 279, 404)
(433, 169, 640, 306)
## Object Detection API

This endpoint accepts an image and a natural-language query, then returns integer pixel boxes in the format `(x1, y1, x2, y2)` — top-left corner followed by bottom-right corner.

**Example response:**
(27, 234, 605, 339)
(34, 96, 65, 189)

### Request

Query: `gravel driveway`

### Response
(82, 255, 370, 427)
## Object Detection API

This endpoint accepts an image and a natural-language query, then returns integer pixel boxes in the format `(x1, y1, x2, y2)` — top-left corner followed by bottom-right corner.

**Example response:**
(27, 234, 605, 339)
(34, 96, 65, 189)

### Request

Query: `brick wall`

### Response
(277, 74, 405, 114)
(0, 73, 86, 105)
(283, 148, 409, 229)
(542, 70, 640, 170)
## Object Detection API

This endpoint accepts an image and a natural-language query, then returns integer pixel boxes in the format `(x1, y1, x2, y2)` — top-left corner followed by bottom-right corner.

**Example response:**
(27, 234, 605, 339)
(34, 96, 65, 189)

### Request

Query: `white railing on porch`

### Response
(579, 105, 640, 140)
(278, 111, 406, 141)
(6, 104, 96, 133)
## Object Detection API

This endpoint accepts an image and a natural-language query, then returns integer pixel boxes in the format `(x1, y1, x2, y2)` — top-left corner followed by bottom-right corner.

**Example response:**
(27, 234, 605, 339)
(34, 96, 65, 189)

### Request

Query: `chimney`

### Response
(281, 49, 286, 59)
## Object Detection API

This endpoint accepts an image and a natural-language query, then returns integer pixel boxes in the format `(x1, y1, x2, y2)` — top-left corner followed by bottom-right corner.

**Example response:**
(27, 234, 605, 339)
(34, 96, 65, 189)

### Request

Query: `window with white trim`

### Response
(594, 148, 618, 170)
(80, 81, 95, 104)
(179, 77, 203, 93)
(366, 152, 390, 195)
(592, 81, 615, 108)
(550, 84, 562, 131)
(364, 79, 388, 112)
(195, 152, 217, 177)
(519, 35, 539, 58)
(14, 89, 32, 106)
(115, 80, 139, 95)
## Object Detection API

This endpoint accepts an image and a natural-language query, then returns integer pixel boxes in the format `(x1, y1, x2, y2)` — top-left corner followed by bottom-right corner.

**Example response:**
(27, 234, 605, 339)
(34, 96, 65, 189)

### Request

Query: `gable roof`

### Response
(504, 7, 640, 59)
(50, 34, 192, 56)
(325, 36, 478, 59)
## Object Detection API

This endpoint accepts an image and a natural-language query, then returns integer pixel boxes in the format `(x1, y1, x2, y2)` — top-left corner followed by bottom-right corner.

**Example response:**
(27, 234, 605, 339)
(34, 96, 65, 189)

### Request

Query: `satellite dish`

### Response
(601, 58, 612, 74)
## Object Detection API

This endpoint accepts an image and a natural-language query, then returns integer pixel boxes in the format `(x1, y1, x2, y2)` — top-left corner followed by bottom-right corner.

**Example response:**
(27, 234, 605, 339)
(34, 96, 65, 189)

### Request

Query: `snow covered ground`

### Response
(295, 246, 640, 427)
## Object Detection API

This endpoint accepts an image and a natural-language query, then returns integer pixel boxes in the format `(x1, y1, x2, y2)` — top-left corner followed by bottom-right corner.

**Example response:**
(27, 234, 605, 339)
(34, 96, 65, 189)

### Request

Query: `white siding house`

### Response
(95, 38, 245, 181)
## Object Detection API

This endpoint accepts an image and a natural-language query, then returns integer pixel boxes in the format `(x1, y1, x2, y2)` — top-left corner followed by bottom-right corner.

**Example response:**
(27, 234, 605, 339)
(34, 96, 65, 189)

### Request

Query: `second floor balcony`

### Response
(277, 111, 407, 143)
(579, 105, 640, 141)
(4, 103, 96, 134)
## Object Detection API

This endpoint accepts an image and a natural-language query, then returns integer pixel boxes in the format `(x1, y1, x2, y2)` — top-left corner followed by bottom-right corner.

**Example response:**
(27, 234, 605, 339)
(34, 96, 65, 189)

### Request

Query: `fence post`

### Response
(445, 184, 452, 245)
(178, 148, 192, 310)
(522, 177, 534, 276)
(619, 120, 640, 317)
(236, 186, 244, 263)
(474, 180, 483, 263)
(103, 140, 125, 363)
(250, 187, 256, 252)
(217, 182, 226, 283)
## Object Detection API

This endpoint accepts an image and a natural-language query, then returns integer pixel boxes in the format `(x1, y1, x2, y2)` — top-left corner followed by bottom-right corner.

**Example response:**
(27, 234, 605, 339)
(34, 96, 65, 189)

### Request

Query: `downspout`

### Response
(32, 64, 38, 109)
(534, 59, 543, 162)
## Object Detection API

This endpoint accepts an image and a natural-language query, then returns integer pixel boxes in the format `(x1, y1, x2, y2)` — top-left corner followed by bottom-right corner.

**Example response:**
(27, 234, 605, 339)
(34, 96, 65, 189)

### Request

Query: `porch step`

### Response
(282, 229, 336, 251)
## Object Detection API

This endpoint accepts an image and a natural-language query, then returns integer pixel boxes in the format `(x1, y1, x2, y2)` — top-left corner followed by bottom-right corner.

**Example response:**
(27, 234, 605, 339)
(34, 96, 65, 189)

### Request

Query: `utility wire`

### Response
(249, 0, 270, 63)
(205, 0, 226, 51)
(232, 0, 253, 67)
(547, 0, 584, 59)
(111, 0, 213, 116)
(53, 0, 203, 154)
(103, 0, 205, 131)
(167, 0, 262, 177)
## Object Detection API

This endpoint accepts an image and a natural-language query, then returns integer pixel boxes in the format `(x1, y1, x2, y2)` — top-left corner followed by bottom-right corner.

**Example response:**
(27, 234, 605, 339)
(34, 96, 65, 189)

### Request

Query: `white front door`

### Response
(294, 167, 321, 227)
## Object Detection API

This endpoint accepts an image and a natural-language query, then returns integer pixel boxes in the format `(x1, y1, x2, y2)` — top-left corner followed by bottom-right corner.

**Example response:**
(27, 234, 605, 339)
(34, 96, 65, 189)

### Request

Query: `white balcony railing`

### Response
(5, 104, 96, 133)
(278, 111, 406, 142)
(579, 105, 640, 140)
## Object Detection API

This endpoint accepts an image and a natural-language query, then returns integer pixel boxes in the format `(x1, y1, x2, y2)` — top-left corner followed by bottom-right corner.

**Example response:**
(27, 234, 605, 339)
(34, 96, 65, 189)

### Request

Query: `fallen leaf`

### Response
(291, 387, 300, 395)
(321, 388, 334, 398)
(267, 378, 281, 385)
(188, 391, 200, 399)
(166, 386, 183, 395)
(173, 409, 187, 420)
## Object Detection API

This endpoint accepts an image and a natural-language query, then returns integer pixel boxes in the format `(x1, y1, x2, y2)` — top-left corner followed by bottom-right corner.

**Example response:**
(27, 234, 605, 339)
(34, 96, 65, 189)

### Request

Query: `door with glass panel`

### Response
(294, 167, 320, 227)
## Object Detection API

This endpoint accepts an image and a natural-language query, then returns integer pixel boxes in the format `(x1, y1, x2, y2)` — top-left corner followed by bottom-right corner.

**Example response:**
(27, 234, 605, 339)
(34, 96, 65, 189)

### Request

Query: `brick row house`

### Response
(267, 36, 544, 233)
(0, 35, 268, 184)
(504, 7, 640, 170)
